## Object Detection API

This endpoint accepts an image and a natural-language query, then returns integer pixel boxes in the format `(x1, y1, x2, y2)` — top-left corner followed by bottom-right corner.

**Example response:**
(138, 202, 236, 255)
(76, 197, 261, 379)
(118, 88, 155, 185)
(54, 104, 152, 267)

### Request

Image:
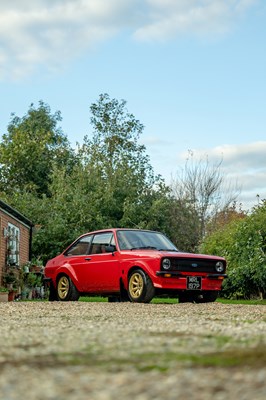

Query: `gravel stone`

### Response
(0, 302, 265, 399)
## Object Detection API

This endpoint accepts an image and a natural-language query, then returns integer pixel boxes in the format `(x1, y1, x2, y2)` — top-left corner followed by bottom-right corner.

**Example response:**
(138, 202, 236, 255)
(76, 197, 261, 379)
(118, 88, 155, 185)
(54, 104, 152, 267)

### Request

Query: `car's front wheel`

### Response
(128, 269, 155, 303)
(57, 275, 80, 301)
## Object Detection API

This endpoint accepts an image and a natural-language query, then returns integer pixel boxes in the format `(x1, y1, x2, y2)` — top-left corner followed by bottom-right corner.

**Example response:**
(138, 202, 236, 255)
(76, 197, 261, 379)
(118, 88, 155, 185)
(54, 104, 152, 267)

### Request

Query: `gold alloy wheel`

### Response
(57, 276, 70, 300)
(129, 272, 144, 299)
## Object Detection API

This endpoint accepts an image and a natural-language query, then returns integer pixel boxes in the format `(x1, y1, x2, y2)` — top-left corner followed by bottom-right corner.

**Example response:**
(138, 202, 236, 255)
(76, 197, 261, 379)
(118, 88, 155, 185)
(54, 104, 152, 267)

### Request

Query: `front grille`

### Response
(167, 258, 220, 273)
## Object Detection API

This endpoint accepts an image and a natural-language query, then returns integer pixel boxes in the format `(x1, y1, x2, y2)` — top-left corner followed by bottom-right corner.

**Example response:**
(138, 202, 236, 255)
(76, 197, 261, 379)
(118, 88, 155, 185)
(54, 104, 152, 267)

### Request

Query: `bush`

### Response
(201, 201, 266, 299)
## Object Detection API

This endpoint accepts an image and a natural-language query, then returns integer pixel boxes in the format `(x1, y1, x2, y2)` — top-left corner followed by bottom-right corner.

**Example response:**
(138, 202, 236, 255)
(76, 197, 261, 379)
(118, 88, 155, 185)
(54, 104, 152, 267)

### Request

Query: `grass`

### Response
(21, 296, 266, 305)
(79, 296, 266, 305)
(6, 344, 265, 372)
(133, 346, 266, 370)
(79, 296, 107, 302)
(217, 298, 266, 305)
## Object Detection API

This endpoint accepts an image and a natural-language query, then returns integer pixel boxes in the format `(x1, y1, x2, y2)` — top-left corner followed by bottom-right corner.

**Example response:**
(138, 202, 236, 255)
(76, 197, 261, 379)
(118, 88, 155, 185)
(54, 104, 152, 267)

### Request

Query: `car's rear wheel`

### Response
(128, 269, 155, 303)
(57, 275, 80, 301)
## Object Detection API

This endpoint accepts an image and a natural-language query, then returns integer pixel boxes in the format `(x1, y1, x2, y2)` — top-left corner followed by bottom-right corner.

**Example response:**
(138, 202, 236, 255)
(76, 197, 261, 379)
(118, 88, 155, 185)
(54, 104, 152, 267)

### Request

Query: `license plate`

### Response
(187, 276, 202, 290)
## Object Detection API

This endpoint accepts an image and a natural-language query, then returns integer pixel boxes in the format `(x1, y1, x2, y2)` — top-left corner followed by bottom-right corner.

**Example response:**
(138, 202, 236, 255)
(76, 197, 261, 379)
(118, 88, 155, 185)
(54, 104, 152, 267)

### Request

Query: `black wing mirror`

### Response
(105, 244, 116, 253)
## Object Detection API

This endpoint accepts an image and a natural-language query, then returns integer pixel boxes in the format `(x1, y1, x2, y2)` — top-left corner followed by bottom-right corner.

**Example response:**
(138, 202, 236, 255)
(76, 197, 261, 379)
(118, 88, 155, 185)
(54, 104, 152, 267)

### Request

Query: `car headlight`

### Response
(162, 258, 171, 270)
(215, 261, 225, 273)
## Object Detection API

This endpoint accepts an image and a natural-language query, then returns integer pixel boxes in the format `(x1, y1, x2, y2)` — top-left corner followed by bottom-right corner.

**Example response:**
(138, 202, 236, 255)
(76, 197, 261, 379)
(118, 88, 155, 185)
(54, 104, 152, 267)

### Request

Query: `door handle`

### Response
(85, 257, 91, 261)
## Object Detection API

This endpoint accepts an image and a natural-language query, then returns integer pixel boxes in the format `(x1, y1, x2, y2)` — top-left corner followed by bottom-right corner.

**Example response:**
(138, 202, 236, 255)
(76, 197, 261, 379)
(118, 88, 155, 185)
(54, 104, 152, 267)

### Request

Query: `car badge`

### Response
(191, 263, 198, 268)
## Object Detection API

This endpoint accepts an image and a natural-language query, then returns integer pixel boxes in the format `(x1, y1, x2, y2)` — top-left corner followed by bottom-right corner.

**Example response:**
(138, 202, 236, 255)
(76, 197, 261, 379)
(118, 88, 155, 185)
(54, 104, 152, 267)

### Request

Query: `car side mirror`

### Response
(105, 244, 116, 253)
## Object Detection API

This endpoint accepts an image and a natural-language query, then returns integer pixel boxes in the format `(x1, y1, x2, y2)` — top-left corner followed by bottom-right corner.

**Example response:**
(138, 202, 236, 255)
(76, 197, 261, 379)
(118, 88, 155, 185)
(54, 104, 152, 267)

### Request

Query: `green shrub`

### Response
(201, 201, 266, 299)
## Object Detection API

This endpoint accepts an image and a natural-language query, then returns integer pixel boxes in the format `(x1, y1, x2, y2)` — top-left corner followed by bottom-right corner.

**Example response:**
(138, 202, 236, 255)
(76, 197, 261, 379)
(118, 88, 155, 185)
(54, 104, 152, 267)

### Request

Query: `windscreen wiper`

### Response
(158, 249, 179, 252)
(130, 246, 157, 250)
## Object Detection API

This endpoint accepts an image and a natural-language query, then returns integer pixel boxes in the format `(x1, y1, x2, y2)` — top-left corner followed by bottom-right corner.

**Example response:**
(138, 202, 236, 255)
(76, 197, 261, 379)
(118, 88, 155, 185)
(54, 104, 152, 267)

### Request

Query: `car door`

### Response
(64, 232, 120, 293)
(83, 232, 120, 293)
(63, 235, 94, 291)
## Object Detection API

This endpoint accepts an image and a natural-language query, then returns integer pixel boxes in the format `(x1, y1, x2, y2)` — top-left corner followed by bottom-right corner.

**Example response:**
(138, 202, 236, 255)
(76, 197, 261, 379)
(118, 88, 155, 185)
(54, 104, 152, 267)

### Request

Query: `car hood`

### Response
(121, 249, 225, 261)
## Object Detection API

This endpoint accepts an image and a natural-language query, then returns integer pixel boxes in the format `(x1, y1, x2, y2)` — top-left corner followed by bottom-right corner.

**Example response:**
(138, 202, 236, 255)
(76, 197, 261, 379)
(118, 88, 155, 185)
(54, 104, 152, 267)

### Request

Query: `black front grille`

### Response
(167, 258, 219, 273)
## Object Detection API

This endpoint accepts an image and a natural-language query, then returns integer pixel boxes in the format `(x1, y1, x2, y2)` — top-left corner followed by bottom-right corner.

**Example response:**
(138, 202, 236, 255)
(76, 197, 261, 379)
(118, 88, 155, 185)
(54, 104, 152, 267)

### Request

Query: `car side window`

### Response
(89, 232, 115, 254)
(65, 235, 92, 256)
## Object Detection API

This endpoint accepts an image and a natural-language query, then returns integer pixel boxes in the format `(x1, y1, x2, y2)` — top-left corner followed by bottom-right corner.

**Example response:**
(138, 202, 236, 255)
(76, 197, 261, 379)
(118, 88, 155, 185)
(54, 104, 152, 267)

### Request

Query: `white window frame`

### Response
(7, 223, 20, 266)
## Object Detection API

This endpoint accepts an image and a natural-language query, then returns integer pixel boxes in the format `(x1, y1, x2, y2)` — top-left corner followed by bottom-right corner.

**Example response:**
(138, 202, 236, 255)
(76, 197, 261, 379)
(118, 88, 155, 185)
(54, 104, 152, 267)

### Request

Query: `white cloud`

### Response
(0, 0, 137, 80)
(0, 0, 259, 80)
(134, 0, 258, 41)
(194, 141, 266, 170)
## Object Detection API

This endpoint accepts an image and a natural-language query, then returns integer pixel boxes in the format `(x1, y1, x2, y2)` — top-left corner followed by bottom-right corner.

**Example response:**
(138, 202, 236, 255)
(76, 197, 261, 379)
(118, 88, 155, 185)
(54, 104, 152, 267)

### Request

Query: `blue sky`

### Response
(0, 0, 265, 210)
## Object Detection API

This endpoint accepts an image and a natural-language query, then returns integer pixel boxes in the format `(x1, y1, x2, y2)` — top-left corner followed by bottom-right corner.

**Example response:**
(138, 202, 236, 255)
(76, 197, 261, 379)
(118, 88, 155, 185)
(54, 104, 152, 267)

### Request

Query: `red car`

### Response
(44, 228, 227, 303)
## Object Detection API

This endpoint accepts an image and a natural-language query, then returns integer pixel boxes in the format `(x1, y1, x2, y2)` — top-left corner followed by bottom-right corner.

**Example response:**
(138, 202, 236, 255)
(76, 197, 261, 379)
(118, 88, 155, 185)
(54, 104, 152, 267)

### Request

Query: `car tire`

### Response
(128, 269, 155, 303)
(57, 275, 80, 301)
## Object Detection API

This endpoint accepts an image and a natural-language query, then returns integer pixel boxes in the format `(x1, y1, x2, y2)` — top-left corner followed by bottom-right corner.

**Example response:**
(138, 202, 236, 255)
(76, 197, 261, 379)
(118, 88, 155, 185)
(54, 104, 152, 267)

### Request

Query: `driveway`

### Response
(0, 302, 265, 399)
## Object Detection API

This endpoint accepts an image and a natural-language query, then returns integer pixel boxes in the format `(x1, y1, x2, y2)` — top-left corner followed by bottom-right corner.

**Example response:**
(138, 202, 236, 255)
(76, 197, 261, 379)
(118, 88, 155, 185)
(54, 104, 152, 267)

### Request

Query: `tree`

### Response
(205, 202, 246, 236)
(79, 93, 164, 227)
(0, 101, 75, 196)
(171, 151, 239, 243)
(22, 94, 171, 261)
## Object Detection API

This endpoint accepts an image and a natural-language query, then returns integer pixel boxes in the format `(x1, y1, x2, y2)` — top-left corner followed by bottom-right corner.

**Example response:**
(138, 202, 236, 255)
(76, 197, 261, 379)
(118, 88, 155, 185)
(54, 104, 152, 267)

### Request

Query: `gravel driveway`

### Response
(0, 301, 265, 400)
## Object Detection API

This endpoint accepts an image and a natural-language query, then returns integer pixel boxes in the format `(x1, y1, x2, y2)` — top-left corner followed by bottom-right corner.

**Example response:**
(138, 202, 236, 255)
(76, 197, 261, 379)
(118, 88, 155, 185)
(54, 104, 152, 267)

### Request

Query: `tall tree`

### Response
(0, 101, 75, 196)
(171, 151, 239, 242)
(80, 93, 163, 226)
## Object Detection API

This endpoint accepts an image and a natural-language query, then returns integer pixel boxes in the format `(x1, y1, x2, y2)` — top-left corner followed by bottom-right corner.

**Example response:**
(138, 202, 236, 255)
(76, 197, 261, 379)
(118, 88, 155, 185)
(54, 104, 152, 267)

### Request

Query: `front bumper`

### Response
(155, 271, 227, 291)
(156, 271, 227, 279)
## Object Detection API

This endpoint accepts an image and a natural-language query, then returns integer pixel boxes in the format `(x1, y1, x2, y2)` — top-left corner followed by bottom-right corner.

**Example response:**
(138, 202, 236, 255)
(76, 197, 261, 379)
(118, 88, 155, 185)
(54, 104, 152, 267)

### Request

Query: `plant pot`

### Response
(30, 266, 42, 273)
(8, 290, 17, 302)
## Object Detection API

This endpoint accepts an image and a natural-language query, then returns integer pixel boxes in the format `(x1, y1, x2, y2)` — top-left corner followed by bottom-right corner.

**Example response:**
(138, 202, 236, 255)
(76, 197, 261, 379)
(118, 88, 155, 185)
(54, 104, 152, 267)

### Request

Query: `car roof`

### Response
(79, 228, 160, 237)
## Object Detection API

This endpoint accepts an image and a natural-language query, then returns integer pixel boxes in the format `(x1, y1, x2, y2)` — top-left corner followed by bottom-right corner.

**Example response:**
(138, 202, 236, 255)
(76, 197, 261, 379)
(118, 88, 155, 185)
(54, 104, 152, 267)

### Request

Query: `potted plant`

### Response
(24, 272, 43, 299)
(29, 258, 44, 273)
(3, 269, 18, 289)
(8, 287, 18, 301)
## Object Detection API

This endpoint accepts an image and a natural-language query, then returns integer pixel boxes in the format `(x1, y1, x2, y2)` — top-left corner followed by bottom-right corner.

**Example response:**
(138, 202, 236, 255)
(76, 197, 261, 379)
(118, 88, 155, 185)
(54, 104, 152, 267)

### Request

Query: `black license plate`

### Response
(186, 276, 202, 290)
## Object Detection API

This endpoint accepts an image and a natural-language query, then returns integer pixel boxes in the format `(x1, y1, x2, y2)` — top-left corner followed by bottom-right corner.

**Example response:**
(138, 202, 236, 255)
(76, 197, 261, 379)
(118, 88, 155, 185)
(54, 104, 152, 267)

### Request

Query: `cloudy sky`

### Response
(0, 0, 265, 210)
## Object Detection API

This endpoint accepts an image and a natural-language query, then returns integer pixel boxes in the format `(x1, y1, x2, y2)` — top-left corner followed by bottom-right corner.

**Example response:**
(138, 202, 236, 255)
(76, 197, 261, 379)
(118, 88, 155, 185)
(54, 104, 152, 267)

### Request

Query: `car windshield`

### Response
(117, 230, 178, 251)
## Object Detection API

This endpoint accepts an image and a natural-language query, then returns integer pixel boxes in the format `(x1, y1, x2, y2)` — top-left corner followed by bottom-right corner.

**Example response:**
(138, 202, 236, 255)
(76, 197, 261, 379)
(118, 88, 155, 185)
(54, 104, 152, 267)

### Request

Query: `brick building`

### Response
(0, 199, 33, 286)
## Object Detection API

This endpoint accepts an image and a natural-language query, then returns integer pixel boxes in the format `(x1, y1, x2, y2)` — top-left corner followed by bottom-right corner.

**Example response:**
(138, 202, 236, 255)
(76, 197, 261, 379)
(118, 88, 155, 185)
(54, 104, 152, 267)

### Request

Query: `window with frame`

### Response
(65, 235, 92, 256)
(7, 223, 20, 265)
(90, 232, 115, 254)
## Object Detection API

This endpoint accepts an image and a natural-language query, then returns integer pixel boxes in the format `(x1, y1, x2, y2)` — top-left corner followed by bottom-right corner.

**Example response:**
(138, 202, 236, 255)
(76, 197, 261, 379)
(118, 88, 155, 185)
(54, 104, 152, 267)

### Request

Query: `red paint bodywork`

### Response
(44, 228, 226, 298)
